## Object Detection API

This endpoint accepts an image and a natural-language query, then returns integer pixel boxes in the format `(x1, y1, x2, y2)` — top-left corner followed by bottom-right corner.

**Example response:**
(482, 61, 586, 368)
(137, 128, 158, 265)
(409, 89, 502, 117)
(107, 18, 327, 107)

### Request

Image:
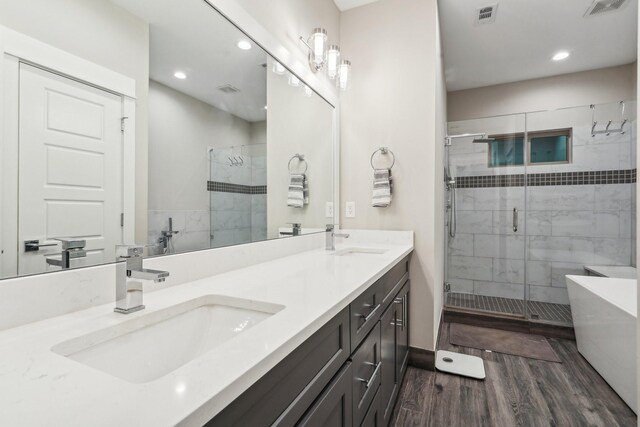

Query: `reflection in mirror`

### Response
(0, 0, 334, 279)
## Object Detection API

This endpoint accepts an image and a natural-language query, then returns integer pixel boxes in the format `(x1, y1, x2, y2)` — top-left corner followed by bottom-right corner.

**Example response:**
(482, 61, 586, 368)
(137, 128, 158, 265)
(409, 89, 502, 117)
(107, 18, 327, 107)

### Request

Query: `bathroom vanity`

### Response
(0, 1, 413, 424)
(0, 230, 413, 426)
(209, 252, 410, 427)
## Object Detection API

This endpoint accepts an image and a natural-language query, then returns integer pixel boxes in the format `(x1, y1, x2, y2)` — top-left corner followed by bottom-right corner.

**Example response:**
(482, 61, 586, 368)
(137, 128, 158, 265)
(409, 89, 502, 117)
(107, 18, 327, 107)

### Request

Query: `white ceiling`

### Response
(333, 0, 381, 12)
(440, 0, 638, 91)
(110, 0, 267, 122)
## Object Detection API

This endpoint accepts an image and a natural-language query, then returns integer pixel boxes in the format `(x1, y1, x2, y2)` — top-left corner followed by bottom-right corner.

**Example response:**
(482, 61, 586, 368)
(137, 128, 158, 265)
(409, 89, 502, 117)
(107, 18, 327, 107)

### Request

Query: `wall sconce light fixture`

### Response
(288, 74, 301, 87)
(337, 60, 351, 91)
(299, 28, 351, 91)
(272, 61, 286, 75)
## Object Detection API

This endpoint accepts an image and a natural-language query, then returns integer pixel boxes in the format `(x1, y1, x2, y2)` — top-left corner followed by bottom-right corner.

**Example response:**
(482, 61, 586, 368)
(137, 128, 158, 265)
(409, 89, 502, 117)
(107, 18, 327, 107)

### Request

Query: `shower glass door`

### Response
(523, 102, 636, 325)
(445, 113, 527, 317)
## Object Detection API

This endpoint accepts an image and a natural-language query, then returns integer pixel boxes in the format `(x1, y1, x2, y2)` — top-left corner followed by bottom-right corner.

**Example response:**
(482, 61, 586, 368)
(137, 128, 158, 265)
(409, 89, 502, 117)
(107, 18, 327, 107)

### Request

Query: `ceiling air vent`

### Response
(476, 4, 498, 24)
(585, 0, 627, 16)
(216, 84, 240, 94)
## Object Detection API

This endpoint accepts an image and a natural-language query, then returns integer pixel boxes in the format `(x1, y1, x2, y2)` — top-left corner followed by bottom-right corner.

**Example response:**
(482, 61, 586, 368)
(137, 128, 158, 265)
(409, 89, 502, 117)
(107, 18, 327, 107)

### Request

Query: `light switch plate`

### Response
(325, 202, 334, 218)
(346, 201, 355, 218)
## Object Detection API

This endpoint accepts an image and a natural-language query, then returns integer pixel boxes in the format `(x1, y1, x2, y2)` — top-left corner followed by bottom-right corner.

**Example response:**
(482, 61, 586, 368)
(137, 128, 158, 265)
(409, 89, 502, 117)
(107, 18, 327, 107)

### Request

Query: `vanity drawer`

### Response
(351, 322, 381, 427)
(295, 362, 353, 427)
(360, 386, 382, 427)
(350, 256, 408, 351)
(350, 282, 383, 351)
(379, 256, 409, 309)
(207, 308, 350, 427)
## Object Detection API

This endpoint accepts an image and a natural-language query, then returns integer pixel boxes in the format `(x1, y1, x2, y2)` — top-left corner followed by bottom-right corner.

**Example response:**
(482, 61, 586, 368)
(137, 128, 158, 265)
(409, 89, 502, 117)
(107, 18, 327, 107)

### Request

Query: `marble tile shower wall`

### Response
(448, 124, 636, 305)
(210, 148, 267, 248)
(148, 210, 210, 254)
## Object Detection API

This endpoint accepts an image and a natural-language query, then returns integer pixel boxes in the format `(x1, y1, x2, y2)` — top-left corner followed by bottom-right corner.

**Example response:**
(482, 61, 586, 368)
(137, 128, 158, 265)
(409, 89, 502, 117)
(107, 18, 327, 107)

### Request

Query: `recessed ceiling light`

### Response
(552, 51, 570, 61)
(264, 105, 268, 110)
(237, 40, 252, 50)
(174, 71, 187, 79)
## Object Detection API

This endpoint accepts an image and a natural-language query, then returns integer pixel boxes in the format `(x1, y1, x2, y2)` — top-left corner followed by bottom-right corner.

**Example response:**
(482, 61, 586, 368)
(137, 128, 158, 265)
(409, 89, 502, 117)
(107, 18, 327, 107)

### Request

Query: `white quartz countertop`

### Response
(0, 234, 413, 426)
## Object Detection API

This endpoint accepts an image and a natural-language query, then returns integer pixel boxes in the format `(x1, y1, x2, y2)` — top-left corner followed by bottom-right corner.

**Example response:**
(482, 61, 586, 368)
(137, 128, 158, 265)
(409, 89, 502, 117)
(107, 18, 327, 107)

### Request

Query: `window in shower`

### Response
(528, 128, 571, 164)
(488, 134, 524, 167)
(488, 128, 572, 167)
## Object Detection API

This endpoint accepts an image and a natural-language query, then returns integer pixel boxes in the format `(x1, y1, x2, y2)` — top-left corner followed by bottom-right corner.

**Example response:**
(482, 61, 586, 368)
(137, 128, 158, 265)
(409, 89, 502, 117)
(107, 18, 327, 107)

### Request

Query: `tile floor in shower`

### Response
(445, 292, 573, 325)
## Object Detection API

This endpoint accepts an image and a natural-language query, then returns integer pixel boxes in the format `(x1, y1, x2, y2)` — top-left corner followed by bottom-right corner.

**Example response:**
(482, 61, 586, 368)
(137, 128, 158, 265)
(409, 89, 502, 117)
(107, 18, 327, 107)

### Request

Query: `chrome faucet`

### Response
(46, 239, 87, 269)
(281, 223, 302, 237)
(326, 224, 350, 250)
(114, 245, 170, 314)
(159, 217, 179, 254)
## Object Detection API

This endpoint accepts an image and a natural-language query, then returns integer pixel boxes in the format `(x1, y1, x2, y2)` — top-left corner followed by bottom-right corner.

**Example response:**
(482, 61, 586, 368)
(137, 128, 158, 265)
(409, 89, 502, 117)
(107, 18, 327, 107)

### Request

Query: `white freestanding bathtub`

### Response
(566, 275, 637, 413)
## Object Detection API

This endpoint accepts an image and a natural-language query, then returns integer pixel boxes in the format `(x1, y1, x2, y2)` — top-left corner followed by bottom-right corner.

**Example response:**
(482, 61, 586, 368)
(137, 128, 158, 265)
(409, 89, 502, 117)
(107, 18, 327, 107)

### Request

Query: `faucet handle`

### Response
(54, 238, 86, 250)
(116, 245, 145, 258)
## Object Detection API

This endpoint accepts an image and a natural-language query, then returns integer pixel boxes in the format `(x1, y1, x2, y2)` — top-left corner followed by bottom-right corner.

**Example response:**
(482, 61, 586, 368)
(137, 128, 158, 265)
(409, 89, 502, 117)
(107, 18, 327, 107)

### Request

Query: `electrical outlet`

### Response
(346, 201, 356, 218)
(325, 202, 334, 218)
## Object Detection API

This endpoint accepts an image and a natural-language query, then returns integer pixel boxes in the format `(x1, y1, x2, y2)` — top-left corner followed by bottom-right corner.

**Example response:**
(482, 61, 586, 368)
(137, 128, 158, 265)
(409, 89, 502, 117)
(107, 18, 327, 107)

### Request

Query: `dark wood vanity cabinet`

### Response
(360, 387, 382, 427)
(206, 255, 411, 427)
(379, 281, 409, 426)
(395, 284, 410, 384)
(351, 323, 382, 426)
(296, 363, 353, 427)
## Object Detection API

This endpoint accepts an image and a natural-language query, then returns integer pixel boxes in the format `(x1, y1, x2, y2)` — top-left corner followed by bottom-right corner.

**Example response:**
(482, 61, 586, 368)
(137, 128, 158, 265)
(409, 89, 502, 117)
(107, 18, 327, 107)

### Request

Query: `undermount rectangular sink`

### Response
(334, 247, 388, 256)
(51, 295, 284, 383)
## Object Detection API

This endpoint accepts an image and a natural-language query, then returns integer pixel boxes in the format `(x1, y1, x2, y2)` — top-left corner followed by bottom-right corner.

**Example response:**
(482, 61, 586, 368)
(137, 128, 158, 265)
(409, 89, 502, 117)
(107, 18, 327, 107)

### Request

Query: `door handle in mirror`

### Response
(513, 208, 518, 233)
(24, 240, 58, 252)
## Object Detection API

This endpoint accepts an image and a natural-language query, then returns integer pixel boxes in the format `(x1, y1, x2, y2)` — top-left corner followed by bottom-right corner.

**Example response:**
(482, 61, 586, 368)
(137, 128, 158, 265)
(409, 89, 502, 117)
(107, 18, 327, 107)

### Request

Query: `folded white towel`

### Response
(287, 174, 306, 208)
(372, 169, 392, 207)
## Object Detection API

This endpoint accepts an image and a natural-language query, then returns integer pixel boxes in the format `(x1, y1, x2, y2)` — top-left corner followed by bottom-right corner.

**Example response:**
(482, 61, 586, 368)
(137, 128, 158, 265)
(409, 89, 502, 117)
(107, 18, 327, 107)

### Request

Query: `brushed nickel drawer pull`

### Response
(357, 361, 381, 389)
(355, 303, 380, 322)
(393, 296, 406, 330)
(402, 295, 407, 331)
(391, 318, 403, 327)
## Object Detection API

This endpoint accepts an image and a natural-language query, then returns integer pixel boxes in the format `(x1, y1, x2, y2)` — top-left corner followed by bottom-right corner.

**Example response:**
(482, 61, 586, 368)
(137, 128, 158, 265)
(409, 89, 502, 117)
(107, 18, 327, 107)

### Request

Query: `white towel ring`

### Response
(288, 154, 308, 174)
(370, 147, 395, 170)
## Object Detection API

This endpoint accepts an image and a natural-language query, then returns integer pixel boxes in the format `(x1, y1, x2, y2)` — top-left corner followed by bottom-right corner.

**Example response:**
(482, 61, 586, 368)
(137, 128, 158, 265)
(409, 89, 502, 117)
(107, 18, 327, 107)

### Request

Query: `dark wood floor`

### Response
(391, 322, 637, 427)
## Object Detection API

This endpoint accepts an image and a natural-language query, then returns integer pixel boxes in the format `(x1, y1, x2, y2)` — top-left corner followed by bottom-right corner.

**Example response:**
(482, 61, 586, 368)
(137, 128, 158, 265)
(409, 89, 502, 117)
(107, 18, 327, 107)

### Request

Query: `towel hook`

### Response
(370, 147, 395, 170)
(590, 101, 628, 137)
(288, 153, 308, 174)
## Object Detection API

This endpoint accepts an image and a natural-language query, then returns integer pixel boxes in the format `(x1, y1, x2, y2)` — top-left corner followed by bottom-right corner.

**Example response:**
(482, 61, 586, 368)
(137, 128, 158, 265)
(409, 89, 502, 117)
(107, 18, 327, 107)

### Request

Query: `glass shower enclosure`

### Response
(444, 101, 636, 326)
(209, 143, 267, 248)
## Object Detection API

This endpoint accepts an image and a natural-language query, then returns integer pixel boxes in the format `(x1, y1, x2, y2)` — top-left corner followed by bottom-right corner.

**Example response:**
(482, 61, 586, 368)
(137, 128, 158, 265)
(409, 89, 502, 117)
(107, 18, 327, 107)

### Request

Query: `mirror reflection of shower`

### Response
(159, 217, 179, 254)
(445, 133, 493, 238)
(209, 143, 267, 248)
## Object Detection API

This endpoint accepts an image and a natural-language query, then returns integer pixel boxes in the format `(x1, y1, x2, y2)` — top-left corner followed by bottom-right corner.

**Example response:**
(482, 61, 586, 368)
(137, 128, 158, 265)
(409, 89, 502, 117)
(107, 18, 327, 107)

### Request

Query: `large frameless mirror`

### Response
(0, 0, 335, 279)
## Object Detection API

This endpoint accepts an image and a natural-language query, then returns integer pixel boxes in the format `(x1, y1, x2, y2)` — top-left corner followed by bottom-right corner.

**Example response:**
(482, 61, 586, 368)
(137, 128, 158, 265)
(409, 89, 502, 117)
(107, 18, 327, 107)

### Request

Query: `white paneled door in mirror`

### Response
(17, 64, 124, 276)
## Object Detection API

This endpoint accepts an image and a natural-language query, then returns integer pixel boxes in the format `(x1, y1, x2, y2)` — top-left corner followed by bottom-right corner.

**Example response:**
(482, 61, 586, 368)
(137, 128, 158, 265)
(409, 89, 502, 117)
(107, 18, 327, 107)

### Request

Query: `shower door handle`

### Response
(513, 208, 518, 232)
